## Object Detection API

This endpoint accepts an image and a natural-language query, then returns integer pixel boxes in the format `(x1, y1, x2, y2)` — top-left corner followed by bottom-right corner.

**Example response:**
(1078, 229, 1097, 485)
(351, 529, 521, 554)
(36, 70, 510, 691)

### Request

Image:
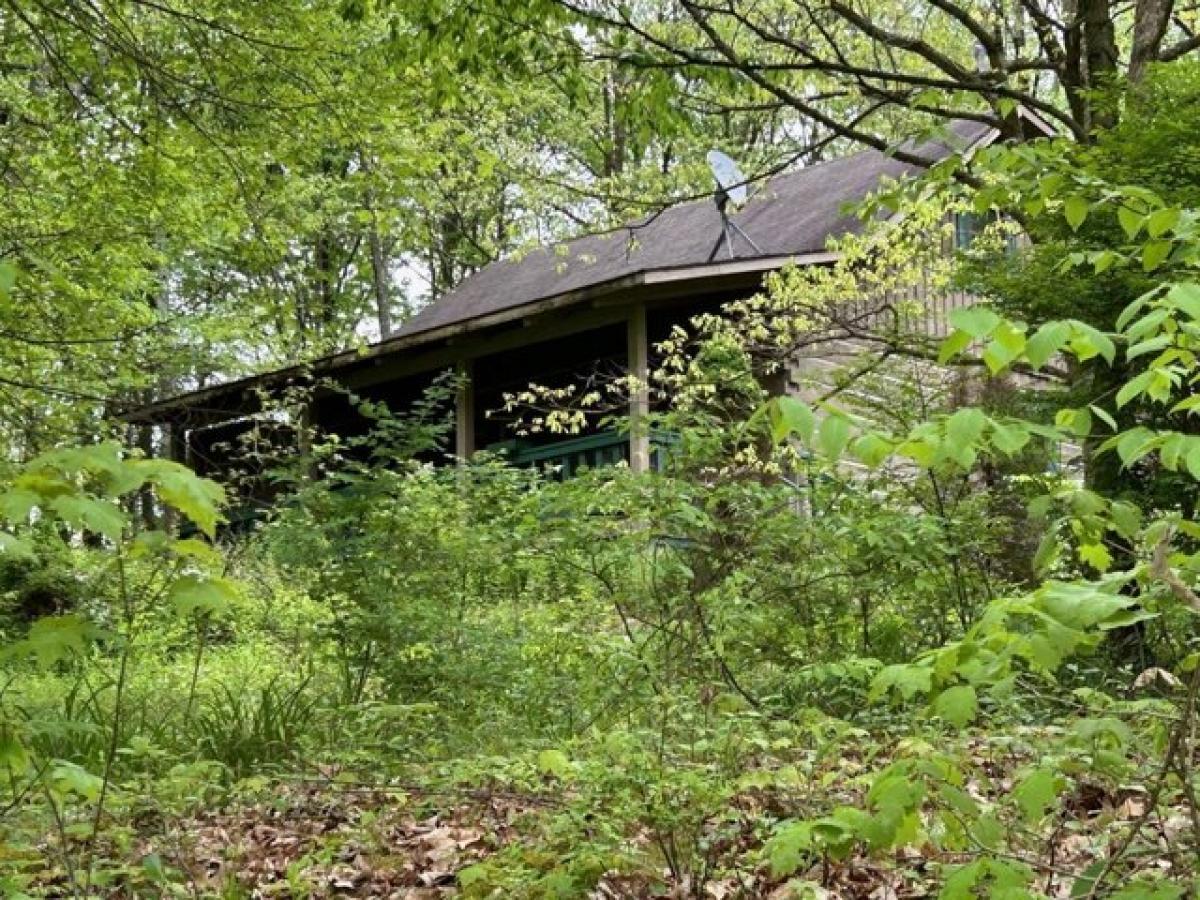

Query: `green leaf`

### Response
(937, 783, 979, 817)
(457, 865, 489, 889)
(141, 853, 168, 883)
(937, 329, 973, 364)
(940, 861, 986, 900)
(1063, 196, 1089, 231)
(988, 859, 1033, 895)
(769, 396, 815, 444)
(1025, 321, 1069, 368)
(0, 722, 29, 775)
(1078, 542, 1112, 572)
(1032, 528, 1061, 574)
(1097, 608, 1158, 631)
(1012, 768, 1060, 825)
(989, 421, 1030, 456)
(47, 495, 127, 541)
(1068, 322, 1116, 364)
(1116, 885, 1176, 900)
(138, 461, 226, 538)
(0, 532, 33, 558)
(1172, 395, 1200, 417)
(1117, 206, 1144, 240)
(818, 414, 851, 459)
(1142, 239, 1173, 271)
(1092, 250, 1121, 273)
(1109, 501, 1142, 537)
(912, 88, 943, 109)
(767, 821, 814, 877)
(1114, 427, 1159, 466)
(864, 771, 924, 848)
(1164, 282, 1200, 320)
(536, 748, 571, 778)
(851, 433, 893, 468)
(1110, 879, 1186, 900)
(1089, 405, 1118, 432)
(1126, 335, 1171, 360)
(1117, 290, 1155, 331)
(171, 538, 222, 564)
(1023, 632, 1066, 671)
(1116, 371, 1153, 408)
(1188, 443, 1200, 479)
(47, 761, 103, 802)
(948, 306, 1000, 339)
(933, 684, 977, 729)
(1160, 432, 1186, 470)
(31, 443, 125, 482)
(1055, 407, 1092, 437)
(982, 322, 1026, 373)
(1071, 860, 1107, 898)
(870, 664, 933, 702)
(0, 488, 40, 522)
(970, 813, 1004, 850)
(168, 575, 238, 618)
(11, 615, 98, 667)
(1039, 581, 1133, 629)
(1145, 206, 1181, 238)
(894, 437, 937, 467)
(945, 408, 987, 449)
(1125, 308, 1170, 345)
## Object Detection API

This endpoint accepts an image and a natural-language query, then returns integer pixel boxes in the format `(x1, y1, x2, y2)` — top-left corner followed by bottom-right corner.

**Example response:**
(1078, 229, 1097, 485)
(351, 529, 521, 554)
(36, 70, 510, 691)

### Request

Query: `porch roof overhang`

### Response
(120, 251, 837, 426)
(123, 116, 1051, 429)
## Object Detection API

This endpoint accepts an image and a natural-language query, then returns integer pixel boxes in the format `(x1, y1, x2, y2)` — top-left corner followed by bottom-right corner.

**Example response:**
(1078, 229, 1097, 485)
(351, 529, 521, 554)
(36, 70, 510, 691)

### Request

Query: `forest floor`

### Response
(27, 747, 1179, 900)
(109, 776, 867, 897)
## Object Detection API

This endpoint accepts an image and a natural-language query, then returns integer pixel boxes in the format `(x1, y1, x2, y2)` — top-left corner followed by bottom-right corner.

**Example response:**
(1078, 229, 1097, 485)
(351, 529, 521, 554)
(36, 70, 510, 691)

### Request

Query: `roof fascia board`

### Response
(642, 251, 840, 284)
(1015, 105, 1058, 139)
(387, 253, 839, 347)
(123, 253, 842, 422)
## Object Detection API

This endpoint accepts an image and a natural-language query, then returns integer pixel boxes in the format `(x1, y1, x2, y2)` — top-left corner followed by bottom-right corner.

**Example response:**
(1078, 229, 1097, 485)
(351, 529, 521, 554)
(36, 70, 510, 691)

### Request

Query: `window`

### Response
(954, 211, 1018, 254)
(954, 211, 989, 249)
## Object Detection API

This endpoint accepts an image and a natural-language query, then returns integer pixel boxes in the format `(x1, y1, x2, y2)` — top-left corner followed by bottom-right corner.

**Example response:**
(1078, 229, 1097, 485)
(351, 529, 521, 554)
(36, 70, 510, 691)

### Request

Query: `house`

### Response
(123, 116, 1050, 496)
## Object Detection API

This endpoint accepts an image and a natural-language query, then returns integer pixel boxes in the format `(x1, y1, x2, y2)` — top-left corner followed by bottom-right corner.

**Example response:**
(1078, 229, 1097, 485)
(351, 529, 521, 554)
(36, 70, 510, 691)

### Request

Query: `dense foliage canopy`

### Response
(1, 2, 1199, 898)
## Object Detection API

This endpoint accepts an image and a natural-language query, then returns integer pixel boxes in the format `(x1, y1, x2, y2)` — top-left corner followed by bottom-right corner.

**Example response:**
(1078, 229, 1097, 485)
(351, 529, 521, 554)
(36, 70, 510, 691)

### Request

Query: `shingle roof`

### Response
(392, 120, 991, 340)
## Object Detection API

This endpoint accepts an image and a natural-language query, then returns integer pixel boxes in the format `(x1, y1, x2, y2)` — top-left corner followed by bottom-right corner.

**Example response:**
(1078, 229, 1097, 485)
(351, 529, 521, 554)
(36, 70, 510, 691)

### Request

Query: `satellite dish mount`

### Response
(706, 150, 763, 261)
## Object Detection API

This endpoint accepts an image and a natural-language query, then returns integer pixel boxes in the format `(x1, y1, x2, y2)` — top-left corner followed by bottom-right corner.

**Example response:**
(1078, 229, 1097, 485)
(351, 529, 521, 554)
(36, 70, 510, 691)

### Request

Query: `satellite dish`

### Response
(707, 150, 749, 207)
(705, 149, 762, 261)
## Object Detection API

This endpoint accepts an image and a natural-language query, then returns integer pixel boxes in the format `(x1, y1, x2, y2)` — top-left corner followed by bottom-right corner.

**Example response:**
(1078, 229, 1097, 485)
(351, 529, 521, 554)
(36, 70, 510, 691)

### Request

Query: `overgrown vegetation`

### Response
(3, 2, 1200, 897)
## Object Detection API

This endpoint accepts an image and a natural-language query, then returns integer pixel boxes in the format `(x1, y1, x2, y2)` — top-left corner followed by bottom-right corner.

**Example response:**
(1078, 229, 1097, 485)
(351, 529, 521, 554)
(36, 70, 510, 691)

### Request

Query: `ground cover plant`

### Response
(2, 3, 1200, 898)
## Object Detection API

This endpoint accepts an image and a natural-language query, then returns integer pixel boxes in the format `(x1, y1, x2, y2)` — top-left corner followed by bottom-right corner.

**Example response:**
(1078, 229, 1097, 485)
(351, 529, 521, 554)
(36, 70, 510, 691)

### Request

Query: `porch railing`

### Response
(488, 429, 673, 477)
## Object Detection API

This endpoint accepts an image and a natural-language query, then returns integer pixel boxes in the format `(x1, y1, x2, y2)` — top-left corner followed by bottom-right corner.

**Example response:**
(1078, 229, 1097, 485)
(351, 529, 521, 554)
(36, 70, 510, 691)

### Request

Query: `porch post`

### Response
(163, 423, 187, 533)
(296, 401, 314, 457)
(455, 360, 475, 460)
(167, 421, 189, 466)
(626, 304, 650, 473)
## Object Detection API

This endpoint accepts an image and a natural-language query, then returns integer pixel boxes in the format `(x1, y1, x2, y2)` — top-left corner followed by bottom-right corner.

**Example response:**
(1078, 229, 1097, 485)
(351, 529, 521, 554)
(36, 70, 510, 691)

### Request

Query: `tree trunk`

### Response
(1082, 0, 1120, 130)
(1128, 0, 1174, 84)
(368, 211, 393, 338)
(602, 67, 626, 178)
